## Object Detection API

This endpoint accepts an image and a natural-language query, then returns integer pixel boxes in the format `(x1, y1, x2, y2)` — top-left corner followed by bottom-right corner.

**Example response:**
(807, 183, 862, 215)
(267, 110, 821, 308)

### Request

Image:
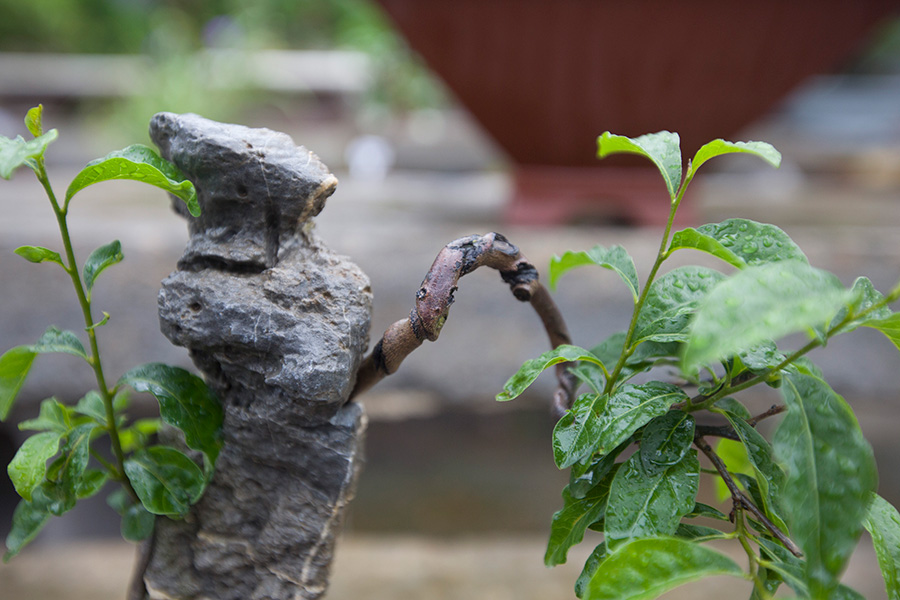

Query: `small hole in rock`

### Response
(189, 302, 203, 312)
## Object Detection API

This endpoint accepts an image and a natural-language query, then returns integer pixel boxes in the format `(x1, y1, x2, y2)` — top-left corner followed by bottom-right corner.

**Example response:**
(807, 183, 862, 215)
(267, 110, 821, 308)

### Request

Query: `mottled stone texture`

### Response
(142, 113, 372, 599)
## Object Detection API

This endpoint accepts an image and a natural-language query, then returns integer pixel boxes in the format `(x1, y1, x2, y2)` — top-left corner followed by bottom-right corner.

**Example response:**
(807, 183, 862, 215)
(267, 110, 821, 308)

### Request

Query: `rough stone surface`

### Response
(141, 113, 372, 599)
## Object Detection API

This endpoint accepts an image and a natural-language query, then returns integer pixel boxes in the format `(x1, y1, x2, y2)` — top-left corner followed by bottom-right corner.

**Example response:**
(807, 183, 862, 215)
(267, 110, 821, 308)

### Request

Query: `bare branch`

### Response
(350, 233, 576, 416)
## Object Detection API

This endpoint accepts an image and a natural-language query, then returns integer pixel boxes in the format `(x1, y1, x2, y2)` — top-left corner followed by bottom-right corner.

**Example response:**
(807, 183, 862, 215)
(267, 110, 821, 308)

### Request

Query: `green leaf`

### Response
(633, 266, 725, 344)
(118, 363, 222, 466)
(3, 487, 54, 561)
(107, 489, 155, 542)
(714, 397, 751, 420)
(864, 493, 900, 600)
(25, 105, 44, 137)
(14, 246, 64, 267)
(575, 544, 608, 599)
(713, 437, 752, 502)
(19, 397, 70, 433)
(76, 469, 109, 500)
(124, 446, 205, 516)
(545, 463, 620, 566)
(722, 412, 787, 532)
(674, 523, 729, 541)
(65, 144, 199, 216)
(119, 418, 162, 453)
(689, 139, 781, 176)
(549, 245, 639, 301)
(553, 382, 685, 469)
(831, 276, 892, 334)
(7, 431, 62, 501)
(668, 219, 806, 268)
(82, 240, 123, 296)
(773, 373, 878, 597)
(0, 130, 58, 179)
(598, 131, 682, 199)
(683, 262, 854, 371)
(73, 391, 108, 425)
(684, 502, 729, 521)
(33, 326, 88, 360)
(0, 346, 37, 421)
(582, 537, 743, 600)
(497, 345, 607, 402)
(639, 410, 695, 476)
(605, 450, 699, 545)
(864, 312, 900, 353)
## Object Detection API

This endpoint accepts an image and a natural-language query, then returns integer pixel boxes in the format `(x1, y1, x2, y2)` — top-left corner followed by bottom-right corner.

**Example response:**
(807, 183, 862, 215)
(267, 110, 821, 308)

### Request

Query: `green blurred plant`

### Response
(0, 106, 222, 560)
(499, 131, 900, 600)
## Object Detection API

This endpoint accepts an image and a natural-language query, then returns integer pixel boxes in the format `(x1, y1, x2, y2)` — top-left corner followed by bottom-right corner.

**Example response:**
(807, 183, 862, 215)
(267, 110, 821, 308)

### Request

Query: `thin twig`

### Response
(694, 436, 803, 558)
(349, 233, 576, 417)
(748, 404, 787, 427)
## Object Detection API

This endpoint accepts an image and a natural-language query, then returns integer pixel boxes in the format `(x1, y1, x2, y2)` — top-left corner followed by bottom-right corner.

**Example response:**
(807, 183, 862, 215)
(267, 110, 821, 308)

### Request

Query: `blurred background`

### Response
(2, 1, 900, 598)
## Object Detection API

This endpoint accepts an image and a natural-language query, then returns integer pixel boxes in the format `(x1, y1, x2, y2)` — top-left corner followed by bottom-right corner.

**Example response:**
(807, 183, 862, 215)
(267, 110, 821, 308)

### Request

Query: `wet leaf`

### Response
(18, 397, 70, 433)
(639, 410, 694, 476)
(107, 489, 155, 542)
(7, 431, 61, 501)
(831, 277, 892, 334)
(864, 312, 900, 353)
(598, 131, 682, 199)
(582, 537, 743, 600)
(684, 262, 853, 371)
(689, 139, 781, 176)
(545, 463, 620, 566)
(119, 363, 222, 466)
(73, 391, 107, 425)
(33, 326, 88, 360)
(633, 266, 724, 344)
(3, 487, 54, 561)
(124, 446, 205, 516)
(553, 382, 685, 469)
(773, 373, 878, 597)
(669, 219, 806, 269)
(14, 245, 63, 267)
(864, 493, 900, 600)
(550, 245, 639, 301)
(76, 469, 109, 500)
(65, 144, 199, 216)
(497, 345, 607, 402)
(605, 450, 699, 545)
(83, 240, 123, 296)
(575, 543, 608, 599)
(24, 105, 44, 137)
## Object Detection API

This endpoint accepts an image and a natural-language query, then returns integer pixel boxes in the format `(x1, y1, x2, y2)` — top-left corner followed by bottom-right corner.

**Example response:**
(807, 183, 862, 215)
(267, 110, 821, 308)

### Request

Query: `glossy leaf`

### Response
(723, 412, 787, 532)
(65, 144, 199, 216)
(575, 544, 608, 599)
(18, 397, 70, 433)
(684, 502, 729, 521)
(25, 105, 44, 137)
(0, 130, 58, 179)
(14, 245, 63, 267)
(683, 262, 853, 371)
(573, 334, 677, 392)
(864, 493, 900, 600)
(713, 437, 753, 502)
(83, 240, 123, 295)
(553, 382, 685, 469)
(7, 431, 61, 501)
(33, 326, 88, 360)
(639, 410, 695, 476)
(550, 245, 639, 301)
(674, 523, 729, 541)
(118, 363, 222, 465)
(598, 131, 682, 199)
(76, 469, 109, 500)
(864, 312, 900, 352)
(633, 266, 724, 344)
(124, 446, 205, 516)
(689, 139, 781, 176)
(582, 537, 743, 600)
(0, 346, 37, 421)
(668, 219, 806, 268)
(3, 487, 54, 561)
(714, 397, 751, 420)
(773, 373, 878, 597)
(497, 345, 607, 402)
(545, 463, 620, 566)
(605, 450, 699, 545)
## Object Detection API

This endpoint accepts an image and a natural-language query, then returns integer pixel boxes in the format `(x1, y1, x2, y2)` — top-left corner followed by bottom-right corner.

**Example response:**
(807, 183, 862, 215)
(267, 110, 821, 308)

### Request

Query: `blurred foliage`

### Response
(0, 0, 445, 141)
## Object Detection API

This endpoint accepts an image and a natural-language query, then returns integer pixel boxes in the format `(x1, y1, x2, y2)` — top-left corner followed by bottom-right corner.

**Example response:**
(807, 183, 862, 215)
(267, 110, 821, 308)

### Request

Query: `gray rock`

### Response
(141, 113, 372, 599)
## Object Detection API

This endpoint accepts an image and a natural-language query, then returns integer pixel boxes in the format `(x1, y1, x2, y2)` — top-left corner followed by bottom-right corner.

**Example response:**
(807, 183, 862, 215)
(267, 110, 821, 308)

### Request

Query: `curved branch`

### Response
(349, 232, 576, 416)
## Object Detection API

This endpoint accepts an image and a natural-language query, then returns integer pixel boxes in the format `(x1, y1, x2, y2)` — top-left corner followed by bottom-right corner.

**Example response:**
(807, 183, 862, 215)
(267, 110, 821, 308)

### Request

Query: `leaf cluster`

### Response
(1, 106, 220, 560)
(499, 132, 900, 600)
